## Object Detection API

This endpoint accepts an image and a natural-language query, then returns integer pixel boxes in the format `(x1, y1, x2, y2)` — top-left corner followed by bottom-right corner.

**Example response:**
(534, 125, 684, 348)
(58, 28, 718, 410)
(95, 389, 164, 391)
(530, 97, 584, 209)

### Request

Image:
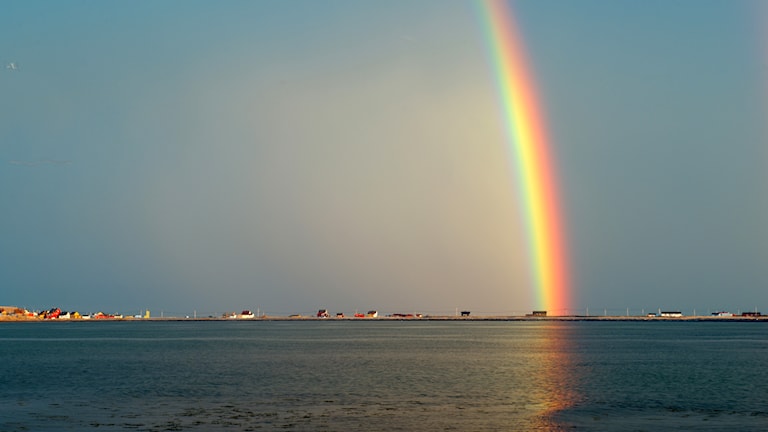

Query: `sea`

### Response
(1, 320, 767, 431)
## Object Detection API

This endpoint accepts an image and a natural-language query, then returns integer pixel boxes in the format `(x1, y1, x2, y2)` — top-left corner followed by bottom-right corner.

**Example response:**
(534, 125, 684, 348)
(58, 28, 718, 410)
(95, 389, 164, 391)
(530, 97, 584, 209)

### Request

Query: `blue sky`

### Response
(2, 0, 767, 316)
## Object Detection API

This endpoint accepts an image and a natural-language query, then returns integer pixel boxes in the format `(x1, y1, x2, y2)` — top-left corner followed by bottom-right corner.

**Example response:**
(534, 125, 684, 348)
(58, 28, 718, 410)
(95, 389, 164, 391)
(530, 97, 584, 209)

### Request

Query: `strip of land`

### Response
(2, 314, 767, 322)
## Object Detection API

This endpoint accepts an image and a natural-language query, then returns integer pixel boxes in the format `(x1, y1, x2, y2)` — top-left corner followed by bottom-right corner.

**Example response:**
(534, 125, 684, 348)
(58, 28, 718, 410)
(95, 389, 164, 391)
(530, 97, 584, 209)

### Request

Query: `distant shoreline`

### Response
(2, 315, 767, 322)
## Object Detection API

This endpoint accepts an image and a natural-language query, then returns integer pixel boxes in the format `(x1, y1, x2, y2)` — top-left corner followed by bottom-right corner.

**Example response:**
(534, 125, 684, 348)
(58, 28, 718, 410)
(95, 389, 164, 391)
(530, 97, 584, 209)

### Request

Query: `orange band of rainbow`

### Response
(480, 0, 571, 315)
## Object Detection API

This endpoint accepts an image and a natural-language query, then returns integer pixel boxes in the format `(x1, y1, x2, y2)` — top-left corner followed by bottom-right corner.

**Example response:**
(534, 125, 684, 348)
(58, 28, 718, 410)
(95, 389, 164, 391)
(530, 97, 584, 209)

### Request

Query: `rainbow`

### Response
(479, 0, 571, 315)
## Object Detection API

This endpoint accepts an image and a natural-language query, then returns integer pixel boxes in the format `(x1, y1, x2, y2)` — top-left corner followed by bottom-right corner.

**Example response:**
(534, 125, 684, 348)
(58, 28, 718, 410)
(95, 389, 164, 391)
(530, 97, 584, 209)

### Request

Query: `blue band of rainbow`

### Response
(480, 0, 571, 315)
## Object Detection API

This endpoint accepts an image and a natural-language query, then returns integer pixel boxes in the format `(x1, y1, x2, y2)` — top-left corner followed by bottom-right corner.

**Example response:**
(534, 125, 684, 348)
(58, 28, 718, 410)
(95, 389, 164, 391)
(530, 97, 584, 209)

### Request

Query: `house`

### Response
(461, 311, 471, 317)
(660, 311, 683, 317)
(366, 310, 378, 318)
(44, 308, 61, 319)
(317, 309, 330, 318)
(0, 306, 21, 315)
(711, 311, 733, 317)
(0, 306, 33, 319)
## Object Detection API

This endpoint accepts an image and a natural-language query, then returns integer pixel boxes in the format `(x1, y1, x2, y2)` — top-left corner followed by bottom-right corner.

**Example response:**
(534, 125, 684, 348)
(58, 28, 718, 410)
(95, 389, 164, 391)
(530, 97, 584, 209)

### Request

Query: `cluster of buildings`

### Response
(215, 310, 419, 319)
(313, 310, 438, 319)
(710, 311, 762, 317)
(645, 310, 762, 318)
(0, 306, 148, 320)
(223, 310, 257, 319)
(3, 305, 764, 321)
(315, 309, 383, 318)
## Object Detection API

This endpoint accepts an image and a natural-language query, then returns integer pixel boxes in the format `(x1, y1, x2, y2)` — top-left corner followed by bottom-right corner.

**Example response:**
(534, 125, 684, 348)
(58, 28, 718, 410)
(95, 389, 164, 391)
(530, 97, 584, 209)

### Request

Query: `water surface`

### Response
(1, 320, 766, 431)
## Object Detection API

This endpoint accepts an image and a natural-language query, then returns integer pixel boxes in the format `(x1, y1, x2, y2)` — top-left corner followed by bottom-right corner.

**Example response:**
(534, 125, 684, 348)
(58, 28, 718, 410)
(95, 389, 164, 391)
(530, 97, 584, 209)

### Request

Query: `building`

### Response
(660, 311, 683, 317)
(0, 306, 22, 315)
(712, 311, 733, 317)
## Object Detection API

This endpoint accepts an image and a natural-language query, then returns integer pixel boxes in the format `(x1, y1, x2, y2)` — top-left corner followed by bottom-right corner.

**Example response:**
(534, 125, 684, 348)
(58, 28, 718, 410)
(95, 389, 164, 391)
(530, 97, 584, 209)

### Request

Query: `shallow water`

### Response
(1, 320, 766, 431)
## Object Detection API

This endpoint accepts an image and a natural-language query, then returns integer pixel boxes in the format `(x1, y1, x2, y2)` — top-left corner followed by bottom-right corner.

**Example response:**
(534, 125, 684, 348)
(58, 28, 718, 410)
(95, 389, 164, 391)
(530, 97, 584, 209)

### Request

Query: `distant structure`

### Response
(660, 311, 683, 317)
(712, 311, 733, 317)
(531, 311, 547, 317)
(317, 309, 330, 318)
(742, 311, 762, 317)
(366, 310, 378, 318)
(460, 311, 471, 317)
(391, 313, 420, 318)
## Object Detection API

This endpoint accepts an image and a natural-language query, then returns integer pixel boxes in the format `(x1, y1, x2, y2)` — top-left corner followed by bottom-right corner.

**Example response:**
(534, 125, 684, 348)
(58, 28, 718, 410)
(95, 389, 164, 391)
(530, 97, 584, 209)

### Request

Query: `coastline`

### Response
(2, 315, 767, 322)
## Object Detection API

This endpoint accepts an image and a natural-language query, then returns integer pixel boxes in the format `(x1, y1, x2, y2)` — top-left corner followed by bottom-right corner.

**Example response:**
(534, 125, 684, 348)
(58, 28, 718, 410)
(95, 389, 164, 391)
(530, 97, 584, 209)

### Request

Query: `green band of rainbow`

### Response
(479, 0, 571, 315)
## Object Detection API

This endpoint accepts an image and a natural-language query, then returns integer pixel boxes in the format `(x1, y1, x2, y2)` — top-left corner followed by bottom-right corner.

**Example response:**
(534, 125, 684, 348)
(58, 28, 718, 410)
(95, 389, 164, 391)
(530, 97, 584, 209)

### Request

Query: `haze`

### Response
(2, 0, 767, 317)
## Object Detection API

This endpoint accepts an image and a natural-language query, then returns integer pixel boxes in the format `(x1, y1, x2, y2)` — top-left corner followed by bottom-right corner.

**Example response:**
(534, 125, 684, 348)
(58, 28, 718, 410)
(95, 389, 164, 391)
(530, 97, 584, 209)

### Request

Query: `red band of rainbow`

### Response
(480, 0, 571, 315)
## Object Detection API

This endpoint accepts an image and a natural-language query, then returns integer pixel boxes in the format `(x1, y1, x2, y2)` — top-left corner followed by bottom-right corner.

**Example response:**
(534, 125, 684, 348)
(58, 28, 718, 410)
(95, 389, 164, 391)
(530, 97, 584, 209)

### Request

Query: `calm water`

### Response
(1, 320, 767, 431)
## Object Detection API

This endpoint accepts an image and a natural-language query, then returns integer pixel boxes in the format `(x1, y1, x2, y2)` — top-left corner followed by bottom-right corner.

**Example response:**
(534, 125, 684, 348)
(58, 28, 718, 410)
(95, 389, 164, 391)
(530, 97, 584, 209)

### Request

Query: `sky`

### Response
(2, 0, 768, 317)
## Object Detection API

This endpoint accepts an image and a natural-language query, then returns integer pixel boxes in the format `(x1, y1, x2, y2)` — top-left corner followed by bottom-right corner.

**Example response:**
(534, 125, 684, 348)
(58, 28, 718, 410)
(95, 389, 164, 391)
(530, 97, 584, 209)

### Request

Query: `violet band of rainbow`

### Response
(480, 0, 571, 315)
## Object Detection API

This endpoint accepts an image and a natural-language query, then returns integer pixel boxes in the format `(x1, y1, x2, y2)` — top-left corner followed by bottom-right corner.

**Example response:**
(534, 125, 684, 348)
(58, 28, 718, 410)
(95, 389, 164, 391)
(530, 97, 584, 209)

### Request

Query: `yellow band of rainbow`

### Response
(480, 0, 571, 315)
